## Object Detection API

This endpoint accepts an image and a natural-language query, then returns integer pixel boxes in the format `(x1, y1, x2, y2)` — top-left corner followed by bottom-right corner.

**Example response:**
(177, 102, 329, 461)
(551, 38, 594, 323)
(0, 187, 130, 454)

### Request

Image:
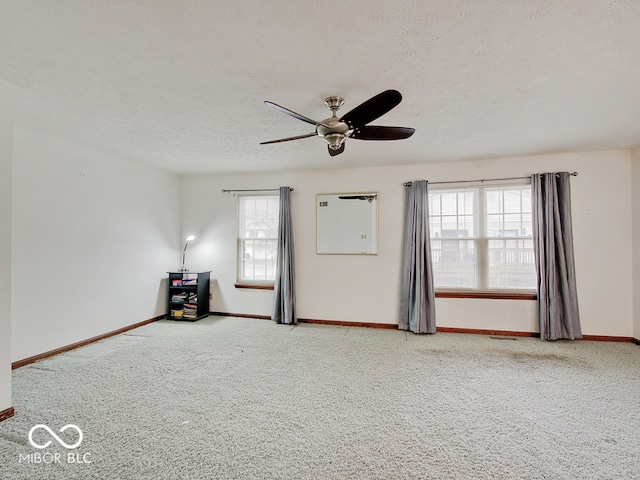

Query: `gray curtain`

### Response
(531, 172, 582, 340)
(272, 186, 297, 325)
(399, 180, 436, 333)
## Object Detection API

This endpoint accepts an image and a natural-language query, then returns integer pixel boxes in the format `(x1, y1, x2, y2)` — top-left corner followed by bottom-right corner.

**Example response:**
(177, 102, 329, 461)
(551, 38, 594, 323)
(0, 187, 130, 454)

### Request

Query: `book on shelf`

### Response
(183, 305, 197, 319)
(171, 292, 188, 303)
(171, 279, 183, 287)
(183, 278, 197, 286)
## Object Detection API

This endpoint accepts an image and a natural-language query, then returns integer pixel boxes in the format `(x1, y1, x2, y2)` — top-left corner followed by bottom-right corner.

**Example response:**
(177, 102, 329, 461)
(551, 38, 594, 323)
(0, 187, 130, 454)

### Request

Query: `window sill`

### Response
(435, 291, 537, 300)
(234, 283, 274, 291)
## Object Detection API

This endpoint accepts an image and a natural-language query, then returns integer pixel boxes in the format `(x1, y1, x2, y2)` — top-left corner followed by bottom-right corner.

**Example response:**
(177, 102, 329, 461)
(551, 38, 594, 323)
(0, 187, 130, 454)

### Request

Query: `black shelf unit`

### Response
(167, 271, 211, 321)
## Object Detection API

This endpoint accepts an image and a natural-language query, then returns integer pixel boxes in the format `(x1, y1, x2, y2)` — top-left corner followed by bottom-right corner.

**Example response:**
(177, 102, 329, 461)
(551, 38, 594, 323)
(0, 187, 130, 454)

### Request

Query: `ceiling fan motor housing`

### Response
(317, 121, 352, 149)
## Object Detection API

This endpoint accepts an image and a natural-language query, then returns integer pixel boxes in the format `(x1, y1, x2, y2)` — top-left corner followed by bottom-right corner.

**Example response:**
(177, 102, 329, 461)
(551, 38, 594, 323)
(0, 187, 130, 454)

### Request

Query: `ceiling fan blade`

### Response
(338, 195, 377, 201)
(339, 90, 403, 127)
(264, 101, 331, 128)
(260, 132, 317, 145)
(328, 143, 345, 156)
(350, 126, 415, 140)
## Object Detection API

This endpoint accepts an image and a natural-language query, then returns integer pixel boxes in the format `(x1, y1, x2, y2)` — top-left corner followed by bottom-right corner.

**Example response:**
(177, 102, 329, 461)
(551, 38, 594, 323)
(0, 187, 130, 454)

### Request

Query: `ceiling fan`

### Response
(260, 89, 415, 156)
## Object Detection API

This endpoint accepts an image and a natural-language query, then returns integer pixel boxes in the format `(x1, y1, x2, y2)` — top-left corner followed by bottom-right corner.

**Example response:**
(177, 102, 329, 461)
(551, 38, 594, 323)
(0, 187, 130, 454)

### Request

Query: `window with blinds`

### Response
(237, 194, 279, 284)
(428, 183, 536, 291)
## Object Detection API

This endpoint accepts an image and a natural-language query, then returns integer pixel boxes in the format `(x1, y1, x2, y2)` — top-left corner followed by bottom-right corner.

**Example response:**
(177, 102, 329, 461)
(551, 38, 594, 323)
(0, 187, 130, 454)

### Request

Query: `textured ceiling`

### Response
(1, 0, 640, 174)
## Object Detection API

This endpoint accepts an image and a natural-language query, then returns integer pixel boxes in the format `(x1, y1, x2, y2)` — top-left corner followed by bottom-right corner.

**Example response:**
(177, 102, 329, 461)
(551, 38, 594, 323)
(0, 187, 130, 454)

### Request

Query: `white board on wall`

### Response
(316, 193, 378, 254)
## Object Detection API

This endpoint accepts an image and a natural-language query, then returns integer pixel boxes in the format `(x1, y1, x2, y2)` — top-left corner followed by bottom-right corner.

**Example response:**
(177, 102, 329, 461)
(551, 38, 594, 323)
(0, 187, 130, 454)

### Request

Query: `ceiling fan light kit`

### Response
(260, 89, 415, 156)
(324, 133, 346, 150)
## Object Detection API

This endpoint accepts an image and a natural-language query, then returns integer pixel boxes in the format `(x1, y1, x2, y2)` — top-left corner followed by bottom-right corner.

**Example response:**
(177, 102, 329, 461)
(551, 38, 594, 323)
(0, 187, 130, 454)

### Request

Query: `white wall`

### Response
(183, 150, 633, 337)
(0, 80, 13, 413)
(632, 146, 640, 341)
(11, 127, 182, 362)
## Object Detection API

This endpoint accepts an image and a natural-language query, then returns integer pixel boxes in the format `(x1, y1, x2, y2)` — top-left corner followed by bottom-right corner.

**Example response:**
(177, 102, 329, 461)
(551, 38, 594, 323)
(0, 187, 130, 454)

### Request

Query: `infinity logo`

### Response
(28, 424, 83, 449)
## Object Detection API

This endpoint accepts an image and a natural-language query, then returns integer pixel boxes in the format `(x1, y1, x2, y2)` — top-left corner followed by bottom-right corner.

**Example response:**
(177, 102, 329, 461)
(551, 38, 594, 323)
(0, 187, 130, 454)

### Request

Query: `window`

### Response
(428, 183, 536, 292)
(237, 195, 279, 284)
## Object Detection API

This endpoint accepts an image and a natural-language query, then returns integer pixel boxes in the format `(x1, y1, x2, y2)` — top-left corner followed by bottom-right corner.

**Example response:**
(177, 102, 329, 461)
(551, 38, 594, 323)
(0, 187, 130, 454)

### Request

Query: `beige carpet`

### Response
(1, 316, 639, 479)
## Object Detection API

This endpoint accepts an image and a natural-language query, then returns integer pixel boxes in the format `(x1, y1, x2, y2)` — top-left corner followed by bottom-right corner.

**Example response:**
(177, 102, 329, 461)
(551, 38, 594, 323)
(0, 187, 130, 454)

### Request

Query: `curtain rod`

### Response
(403, 172, 578, 187)
(222, 187, 294, 193)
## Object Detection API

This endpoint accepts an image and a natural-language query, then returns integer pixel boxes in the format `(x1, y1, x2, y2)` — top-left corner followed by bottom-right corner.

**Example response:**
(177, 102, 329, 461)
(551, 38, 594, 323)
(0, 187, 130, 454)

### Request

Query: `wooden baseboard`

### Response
(0, 406, 15, 422)
(210, 311, 272, 320)
(436, 327, 538, 337)
(298, 317, 399, 329)
(12, 315, 164, 369)
(582, 335, 633, 342)
(211, 312, 398, 329)
(434, 329, 634, 342)
(212, 312, 636, 342)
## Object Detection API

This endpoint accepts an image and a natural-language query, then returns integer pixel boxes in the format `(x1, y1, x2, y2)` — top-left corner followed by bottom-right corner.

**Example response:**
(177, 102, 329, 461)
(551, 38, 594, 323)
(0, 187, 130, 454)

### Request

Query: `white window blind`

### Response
(237, 194, 279, 283)
(428, 182, 536, 291)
